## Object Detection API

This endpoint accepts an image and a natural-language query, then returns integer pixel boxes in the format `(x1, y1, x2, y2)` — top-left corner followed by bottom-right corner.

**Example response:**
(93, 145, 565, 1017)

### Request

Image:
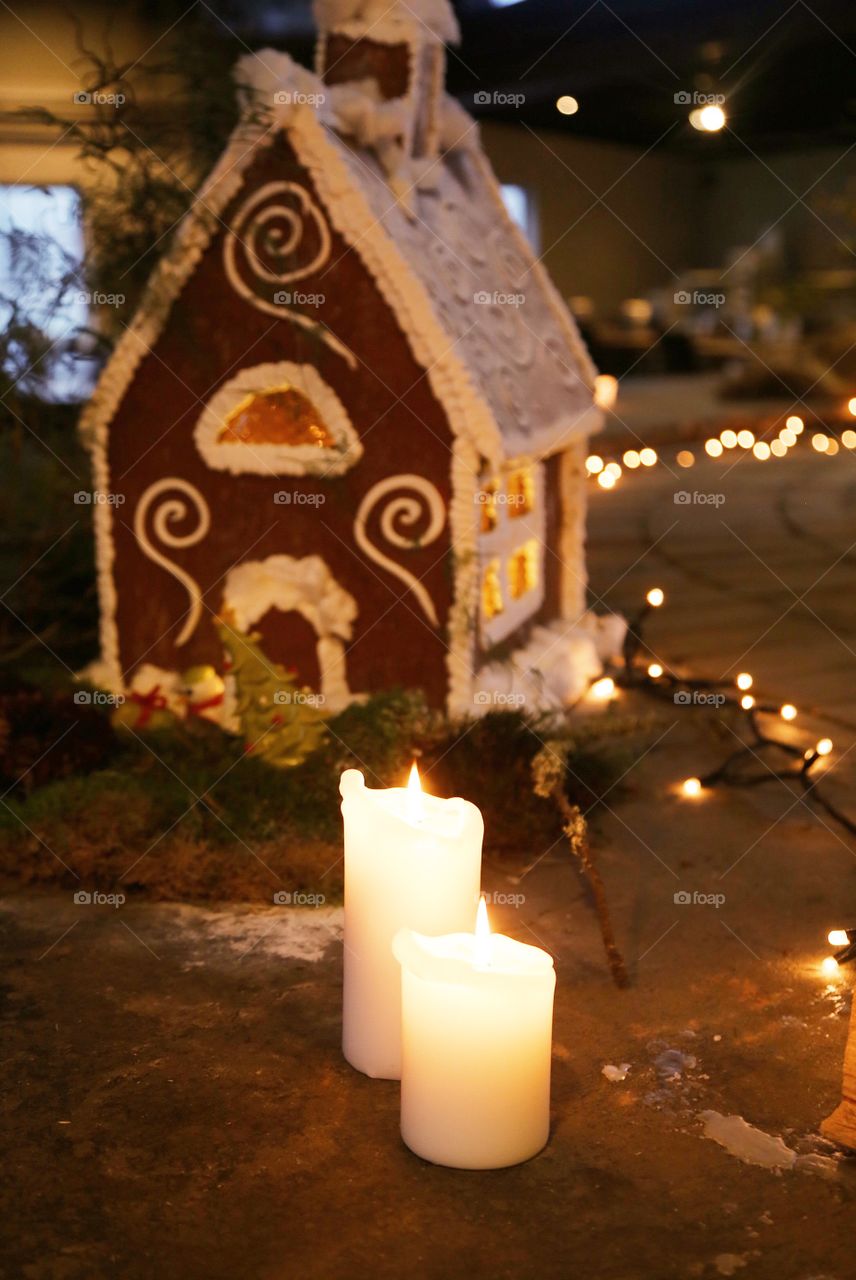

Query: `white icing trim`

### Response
(222, 554, 358, 709)
(193, 361, 363, 477)
(558, 440, 588, 621)
(353, 474, 445, 626)
(134, 479, 211, 647)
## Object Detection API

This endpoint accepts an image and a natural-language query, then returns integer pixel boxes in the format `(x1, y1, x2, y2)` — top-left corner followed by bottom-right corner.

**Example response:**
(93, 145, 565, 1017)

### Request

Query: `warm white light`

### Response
(843, 429, 856, 448)
(594, 373, 618, 408)
(721, 429, 737, 449)
(590, 676, 616, 701)
(597, 470, 616, 490)
(816, 737, 833, 756)
(821, 955, 840, 978)
(677, 449, 695, 468)
(639, 447, 658, 467)
(474, 895, 492, 967)
(682, 777, 702, 798)
(741, 694, 755, 710)
(690, 104, 726, 132)
(770, 439, 787, 457)
(556, 95, 579, 116)
(828, 929, 849, 948)
(586, 454, 604, 474)
(848, 397, 856, 417)
(779, 427, 797, 447)
(786, 415, 804, 434)
(737, 429, 755, 449)
(736, 672, 753, 691)
(623, 449, 641, 469)
(406, 761, 424, 822)
(646, 587, 665, 608)
(780, 703, 797, 722)
(827, 438, 840, 456)
(605, 461, 622, 479)
(705, 438, 723, 458)
(753, 441, 771, 461)
(812, 433, 829, 453)
(648, 662, 663, 679)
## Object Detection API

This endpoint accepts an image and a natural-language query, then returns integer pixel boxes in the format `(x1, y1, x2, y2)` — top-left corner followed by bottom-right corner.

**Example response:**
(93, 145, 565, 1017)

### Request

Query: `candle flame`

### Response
(474, 895, 492, 967)
(405, 761, 424, 822)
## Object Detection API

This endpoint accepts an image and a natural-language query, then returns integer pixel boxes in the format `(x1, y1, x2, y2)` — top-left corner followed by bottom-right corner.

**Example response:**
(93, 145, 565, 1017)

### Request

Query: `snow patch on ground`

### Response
(700, 1111, 797, 1171)
(602, 1063, 632, 1082)
(162, 904, 343, 963)
(654, 1048, 697, 1081)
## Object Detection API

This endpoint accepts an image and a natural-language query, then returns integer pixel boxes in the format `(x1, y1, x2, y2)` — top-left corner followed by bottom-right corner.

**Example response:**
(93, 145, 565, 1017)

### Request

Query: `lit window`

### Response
(481, 559, 504, 621)
(479, 475, 500, 533)
(508, 540, 538, 599)
(0, 184, 91, 402)
(220, 386, 335, 448)
(506, 465, 534, 517)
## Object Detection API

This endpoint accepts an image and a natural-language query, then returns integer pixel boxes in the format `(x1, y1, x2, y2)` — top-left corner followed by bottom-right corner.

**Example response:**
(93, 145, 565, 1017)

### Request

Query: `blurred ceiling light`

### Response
(556, 95, 579, 116)
(690, 104, 726, 132)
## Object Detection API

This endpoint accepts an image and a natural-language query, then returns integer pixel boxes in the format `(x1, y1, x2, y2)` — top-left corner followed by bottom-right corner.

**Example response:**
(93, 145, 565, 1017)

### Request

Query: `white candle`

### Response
(392, 900, 556, 1169)
(340, 765, 483, 1080)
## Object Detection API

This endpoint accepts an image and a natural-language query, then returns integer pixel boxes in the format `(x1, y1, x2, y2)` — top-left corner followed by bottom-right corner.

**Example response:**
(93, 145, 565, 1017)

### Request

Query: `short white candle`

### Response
(340, 766, 483, 1080)
(393, 900, 556, 1169)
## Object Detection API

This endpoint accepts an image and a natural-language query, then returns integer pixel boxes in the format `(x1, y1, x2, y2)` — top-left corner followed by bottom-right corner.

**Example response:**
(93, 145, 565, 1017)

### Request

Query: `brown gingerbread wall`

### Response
(103, 131, 461, 707)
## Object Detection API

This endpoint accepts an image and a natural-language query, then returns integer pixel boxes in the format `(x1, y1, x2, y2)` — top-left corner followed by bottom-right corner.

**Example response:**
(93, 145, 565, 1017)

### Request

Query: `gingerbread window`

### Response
(194, 361, 362, 477)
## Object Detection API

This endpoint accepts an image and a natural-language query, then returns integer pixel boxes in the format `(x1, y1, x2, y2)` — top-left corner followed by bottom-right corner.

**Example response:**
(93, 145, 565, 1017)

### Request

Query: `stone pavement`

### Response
(4, 440, 856, 1280)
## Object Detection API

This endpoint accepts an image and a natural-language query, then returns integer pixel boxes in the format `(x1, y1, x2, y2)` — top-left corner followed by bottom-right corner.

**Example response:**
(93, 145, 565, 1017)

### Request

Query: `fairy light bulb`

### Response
(812, 433, 829, 453)
(753, 441, 771, 461)
(740, 694, 755, 710)
(736, 673, 753, 691)
(737, 429, 755, 449)
(647, 587, 665, 607)
(721, 429, 737, 449)
(770, 439, 787, 458)
(639, 447, 658, 467)
(828, 929, 849, 948)
(780, 704, 797, 722)
(705, 438, 723, 458)
(586, 454, 604, 474)
(821, 956, 840, 978)
(648, 662, 663, 679)
(682, 777, 702, 798)
(623, 449, 641, 469)
(597, 470, 616, 489)
(590, 676, 616, 701)
(676, 449, 695, 468)
(816, 738, 833, 756)
(848, 397, 856, 417)
(605, 461, 622, 479)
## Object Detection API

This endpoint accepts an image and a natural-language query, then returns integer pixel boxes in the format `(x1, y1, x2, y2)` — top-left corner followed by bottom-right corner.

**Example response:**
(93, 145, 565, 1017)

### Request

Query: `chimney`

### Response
(314, 1, 459, 161)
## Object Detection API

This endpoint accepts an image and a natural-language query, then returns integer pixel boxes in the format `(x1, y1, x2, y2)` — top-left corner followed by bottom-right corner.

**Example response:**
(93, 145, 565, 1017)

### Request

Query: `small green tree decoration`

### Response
(217, 619, 327, 769)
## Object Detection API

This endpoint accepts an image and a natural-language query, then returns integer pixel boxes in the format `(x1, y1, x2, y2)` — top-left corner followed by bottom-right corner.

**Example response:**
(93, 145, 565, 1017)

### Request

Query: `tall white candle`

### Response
(393, 901, 556, 1169)
(340, 766, 483, 1080)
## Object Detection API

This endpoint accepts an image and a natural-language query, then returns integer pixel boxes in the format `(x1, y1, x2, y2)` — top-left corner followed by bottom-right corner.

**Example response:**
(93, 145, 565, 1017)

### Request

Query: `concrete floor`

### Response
(4, 439, 856, 1279)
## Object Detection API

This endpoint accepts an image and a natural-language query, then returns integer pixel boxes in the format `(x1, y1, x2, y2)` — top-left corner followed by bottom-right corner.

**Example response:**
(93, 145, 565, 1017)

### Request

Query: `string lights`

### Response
(585, 404, 855, 491)
(592, 589, 856, 847)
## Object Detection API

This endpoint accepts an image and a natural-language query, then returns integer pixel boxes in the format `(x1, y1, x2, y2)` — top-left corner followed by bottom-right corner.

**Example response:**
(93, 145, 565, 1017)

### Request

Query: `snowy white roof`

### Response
(327, 125, 597, 460)
(314, 0, 460, 44)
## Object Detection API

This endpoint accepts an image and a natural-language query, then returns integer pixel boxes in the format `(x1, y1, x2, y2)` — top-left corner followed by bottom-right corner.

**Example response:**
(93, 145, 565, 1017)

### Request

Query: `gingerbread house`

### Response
(82, 0, 621, 718)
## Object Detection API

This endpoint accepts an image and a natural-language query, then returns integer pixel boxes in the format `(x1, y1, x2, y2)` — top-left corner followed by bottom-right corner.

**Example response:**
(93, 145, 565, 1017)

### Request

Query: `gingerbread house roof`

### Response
(81, 47, 599, 470)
